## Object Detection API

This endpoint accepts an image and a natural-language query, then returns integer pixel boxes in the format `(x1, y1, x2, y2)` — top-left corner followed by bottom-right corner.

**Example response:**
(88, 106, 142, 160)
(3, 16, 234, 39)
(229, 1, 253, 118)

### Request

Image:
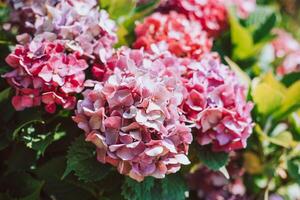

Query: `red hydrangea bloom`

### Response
(133, 11, 213, 60)
(181, 54, 253, 152)
(3, 41, 88, 113)
(172, 0, 228, 37)
(73, 49, 192, 182)
(8, 0, 118, 63)
(271, 29, 300, 59)
(277, 51, 300, 75)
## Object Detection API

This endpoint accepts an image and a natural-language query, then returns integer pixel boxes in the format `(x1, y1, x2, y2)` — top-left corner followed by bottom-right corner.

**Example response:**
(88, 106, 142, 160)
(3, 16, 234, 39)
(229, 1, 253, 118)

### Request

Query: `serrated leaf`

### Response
(161, 174, 187, 200)
(122, 177, 155, 200)
(197, 146, 229, 171)
(121, 174, 187, 200)
(287, 157, 300, 185)
(63, 135, 110, 182)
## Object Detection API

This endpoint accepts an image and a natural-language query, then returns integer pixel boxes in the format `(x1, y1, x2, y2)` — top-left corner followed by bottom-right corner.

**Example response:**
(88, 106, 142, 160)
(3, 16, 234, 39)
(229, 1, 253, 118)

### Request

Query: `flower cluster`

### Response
(4, 0, 118, 113)
(3, 41, 88, 113)
(73, 48, 192, 182)
(172, 0, 228, 37)
(181, 54, 253, 152)
(8, 0, 117, 63)
(271, 29, 300, 75)
(133, 11, 213, 60)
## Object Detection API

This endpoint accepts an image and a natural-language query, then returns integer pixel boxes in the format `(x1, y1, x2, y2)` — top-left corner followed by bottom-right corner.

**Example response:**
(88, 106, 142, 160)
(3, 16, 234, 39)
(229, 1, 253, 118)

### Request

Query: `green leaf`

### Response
(63, 135, 111, 182)
(161, 174, 187, 200)
(197, 146, 229, 171)
(122, 177, 155, 200)
(225, 57, 251, 88)
(100, 0, 136, 20)
(1, 172, 44, 199)
(245, 6, 277, 43)
(36, 157, 98, 200)
(229, 10, 254, 60)
(5, 144, 36, 173)
(287, 157, 300, 185)
(121, 174, 187, 200)
(281, 72, 300, 87)
(252, 73, 286, 115)
(274, 81, 300, 120)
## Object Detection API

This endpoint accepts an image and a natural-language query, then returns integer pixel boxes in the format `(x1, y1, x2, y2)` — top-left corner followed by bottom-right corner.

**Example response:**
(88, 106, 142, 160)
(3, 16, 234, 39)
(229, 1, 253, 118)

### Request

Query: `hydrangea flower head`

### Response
(271, 29, 300, 58)
(172, 0, 228, 37)
(3, 41, 88, 113)
(277, 51, 300, 75)
(181, 54, 253, 152)
(133, 11, 213, 60)
(73, 48, 192, 181)
(8, 0, 118, 63)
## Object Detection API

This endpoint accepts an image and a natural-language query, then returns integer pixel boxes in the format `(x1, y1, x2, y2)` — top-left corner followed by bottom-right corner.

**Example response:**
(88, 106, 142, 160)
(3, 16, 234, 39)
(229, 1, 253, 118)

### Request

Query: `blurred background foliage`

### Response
(0, 0, 299, 200)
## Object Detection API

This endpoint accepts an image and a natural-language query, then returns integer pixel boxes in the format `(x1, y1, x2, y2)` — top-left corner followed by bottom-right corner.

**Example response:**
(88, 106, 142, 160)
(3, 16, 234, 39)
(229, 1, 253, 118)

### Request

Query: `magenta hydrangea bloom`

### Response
(181, 54, 253, 152)
(3, 41, 88, 113)
(133, 11, 213, 60)
(73, 48, 192, 182)
(8, 0, 118, 63)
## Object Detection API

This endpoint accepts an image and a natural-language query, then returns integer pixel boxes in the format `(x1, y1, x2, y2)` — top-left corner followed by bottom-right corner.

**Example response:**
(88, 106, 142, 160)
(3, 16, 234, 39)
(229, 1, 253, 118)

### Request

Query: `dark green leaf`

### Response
(197, 146, 229, 171)
(281, 72, 300, 87)
(63, 135, 111, 182)
(1, 172, 43, 199)
(122, 177, 155, 200)
(5, 144, 36, 173)
(287, 157, 300, 185)
(36, 157, 98, 200)
(121, 174, 187, 200)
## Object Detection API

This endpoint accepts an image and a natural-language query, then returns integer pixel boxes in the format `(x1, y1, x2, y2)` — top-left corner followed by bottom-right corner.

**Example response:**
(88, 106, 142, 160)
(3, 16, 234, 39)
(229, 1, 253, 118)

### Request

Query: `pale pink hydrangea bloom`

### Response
(181, 54, 253, 152)
(271, 29, 300, 58)
(277, 51, 300, 75)
(133, 11, 213, 60)
(8, 0, 118, 63)
(3, 41, 88, 113)
(73, 48, 192, 182)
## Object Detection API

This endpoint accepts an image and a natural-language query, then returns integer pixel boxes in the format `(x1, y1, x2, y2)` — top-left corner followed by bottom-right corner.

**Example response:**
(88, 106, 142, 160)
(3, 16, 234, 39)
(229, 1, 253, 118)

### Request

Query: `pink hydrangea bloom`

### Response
(73, 48, 192, 182)
(3, 41, 88, 113)
(271, 29, 300, 58)
(181, 54, 253, 152)
(8, 0, 118, 63)
(170, 0, 228, 37)
(277, 51, 300, 75)
(133, 11, 213, 60)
